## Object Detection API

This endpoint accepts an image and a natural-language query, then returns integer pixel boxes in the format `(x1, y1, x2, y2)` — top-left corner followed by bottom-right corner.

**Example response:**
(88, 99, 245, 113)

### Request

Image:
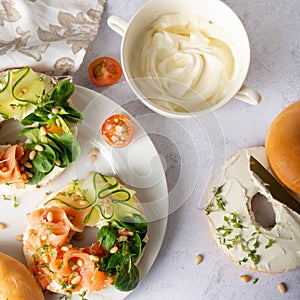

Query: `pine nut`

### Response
(88, 148, 100, 156)
(40, 234, 48, 241)
(56, 118, 61, 127)
(15, 234, 23, 241)
(71, 265, 78, 270)
(35, 144, 44, 152)
(89, 255, 99, 262)
(25, 171, 33, 178)
(277, 282, 287, 294)
(29, 150, 36, 160)
(61, 246, 69, 252)
(51, 107, 59, 114)
(77, 259, 83, 267)
(240, 275, 251, 283)
(195, 254, 203, 265)
(71, 275, 81, 285)
(43, 255, 49, 263)
(55, 159, 61, 167)
(119, 235, 128, 242)
(46, 212, 53, 222)
(89, 155, 97, 164)
(110, 246, 118, 254)
(0, 222, 6, 230)
(40, 126, 47, 135)
(24, 162, 32, 168)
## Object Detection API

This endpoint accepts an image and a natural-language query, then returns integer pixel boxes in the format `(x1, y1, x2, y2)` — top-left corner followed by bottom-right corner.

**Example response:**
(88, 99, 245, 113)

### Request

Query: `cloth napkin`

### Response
(0, 0, 106, 74)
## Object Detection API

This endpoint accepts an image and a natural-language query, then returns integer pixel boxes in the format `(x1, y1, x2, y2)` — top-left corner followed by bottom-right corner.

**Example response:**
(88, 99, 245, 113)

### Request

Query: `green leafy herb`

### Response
(97, 214, 148, 292)
(209, 184, 276, 267)
(206, 184, 226, 214)
(253, 278, 259, 284)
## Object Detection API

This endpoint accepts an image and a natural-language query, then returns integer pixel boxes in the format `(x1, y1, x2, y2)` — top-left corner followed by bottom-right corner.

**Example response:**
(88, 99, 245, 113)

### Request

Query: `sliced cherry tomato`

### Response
(101, 114, 134, 148)
(88, 57, 122, 86)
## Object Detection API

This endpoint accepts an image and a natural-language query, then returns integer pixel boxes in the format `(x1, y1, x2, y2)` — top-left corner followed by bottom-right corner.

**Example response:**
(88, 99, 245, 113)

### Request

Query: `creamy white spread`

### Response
(132, 13, 235, 112)
(206, 147, 300, 273)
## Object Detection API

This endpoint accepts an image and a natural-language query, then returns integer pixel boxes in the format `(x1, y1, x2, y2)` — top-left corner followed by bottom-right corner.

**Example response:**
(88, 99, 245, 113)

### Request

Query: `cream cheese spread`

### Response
(132, 13, 235, 112)
(206, 147, 300, 273)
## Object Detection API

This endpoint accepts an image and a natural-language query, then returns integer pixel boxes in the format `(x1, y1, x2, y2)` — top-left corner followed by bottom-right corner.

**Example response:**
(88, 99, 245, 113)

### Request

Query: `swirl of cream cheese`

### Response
(132, 13, 235, 112)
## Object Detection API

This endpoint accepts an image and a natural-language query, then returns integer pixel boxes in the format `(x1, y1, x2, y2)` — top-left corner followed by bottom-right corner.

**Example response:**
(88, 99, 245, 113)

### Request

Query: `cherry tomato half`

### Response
(88, 57, 122, 86)
(101, 114, 134, 148)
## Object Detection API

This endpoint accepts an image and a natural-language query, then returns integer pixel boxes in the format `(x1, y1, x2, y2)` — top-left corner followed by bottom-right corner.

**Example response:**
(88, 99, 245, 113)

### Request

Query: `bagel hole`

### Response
(71, 226, 99, 248)
(0, 119, 26, 144)
(250, 193, 276, 229)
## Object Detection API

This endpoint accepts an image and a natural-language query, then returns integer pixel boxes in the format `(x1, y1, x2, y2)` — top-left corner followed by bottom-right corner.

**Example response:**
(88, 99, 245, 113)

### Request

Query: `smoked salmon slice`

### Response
(0, 144, 26, 187)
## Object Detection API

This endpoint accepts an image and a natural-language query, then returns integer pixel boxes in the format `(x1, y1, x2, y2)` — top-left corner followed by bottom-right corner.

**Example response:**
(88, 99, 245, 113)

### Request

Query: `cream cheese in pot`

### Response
(131, 13, 235, 112)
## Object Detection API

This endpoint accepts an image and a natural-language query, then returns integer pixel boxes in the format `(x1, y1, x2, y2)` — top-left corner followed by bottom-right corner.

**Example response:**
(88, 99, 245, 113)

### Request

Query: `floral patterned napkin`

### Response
(0, 0, 106, 74)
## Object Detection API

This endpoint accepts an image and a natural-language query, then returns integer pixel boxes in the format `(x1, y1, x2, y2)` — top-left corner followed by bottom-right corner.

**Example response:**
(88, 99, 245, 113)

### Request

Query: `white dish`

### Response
(0, 85, 169, 300)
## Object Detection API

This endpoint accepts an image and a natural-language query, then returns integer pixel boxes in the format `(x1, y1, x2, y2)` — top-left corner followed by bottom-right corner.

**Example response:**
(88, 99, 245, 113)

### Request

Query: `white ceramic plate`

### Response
(0, 85, 169, 300)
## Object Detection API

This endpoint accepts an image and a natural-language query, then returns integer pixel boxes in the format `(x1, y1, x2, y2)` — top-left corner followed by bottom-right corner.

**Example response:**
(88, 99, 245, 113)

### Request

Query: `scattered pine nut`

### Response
(56, 118, 61, 127)
(77, 259, 83, 267)
(40, 126, 47, 135)
(0, 222, 6, 230)
(15, 234, 23, 241)
(277, 282, 287, 294)
(29, 150, 36, 160)
(61, 246, 69, 252)
(89, 155, 97, 164)
(71, 275, 82, 285)
(55, 159, 62, 167)
(51, 107, 59, 114)
(110, 246, 118, 254)
(240, 275, 251, 283)
(88, 148, 100, 156)
(24, 162, 32, 168)
(46, 212, 54, 222)
(25, 171, 33, 178)
(35, 144, 44, 152)
(195, 254, 203, 265)
(43, 255, 49, 263)
(89, 255, 99, 262)
(40, 234, 48, 241)
(119, 235, 128, 242)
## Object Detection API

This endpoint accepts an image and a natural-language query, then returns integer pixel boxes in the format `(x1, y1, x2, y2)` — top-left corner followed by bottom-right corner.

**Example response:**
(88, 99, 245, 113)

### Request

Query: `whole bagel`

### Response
(265, 101, 300, 193)
(0, 251, 44, 300)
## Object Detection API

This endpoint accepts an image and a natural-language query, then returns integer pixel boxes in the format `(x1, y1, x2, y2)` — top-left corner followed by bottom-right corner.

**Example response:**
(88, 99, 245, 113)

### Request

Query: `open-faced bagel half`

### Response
(23, 172, 148, 296)
(0, 67, 83, 197)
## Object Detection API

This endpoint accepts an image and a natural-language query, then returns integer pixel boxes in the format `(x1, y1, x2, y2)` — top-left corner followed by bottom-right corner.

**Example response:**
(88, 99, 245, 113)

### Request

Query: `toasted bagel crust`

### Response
(0, 251, 44, 300)
(265, 101, 300, 193)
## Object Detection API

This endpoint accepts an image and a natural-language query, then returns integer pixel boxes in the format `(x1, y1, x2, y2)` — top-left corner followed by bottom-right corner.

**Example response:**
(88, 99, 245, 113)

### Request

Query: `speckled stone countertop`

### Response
(74, 1, 300, 299)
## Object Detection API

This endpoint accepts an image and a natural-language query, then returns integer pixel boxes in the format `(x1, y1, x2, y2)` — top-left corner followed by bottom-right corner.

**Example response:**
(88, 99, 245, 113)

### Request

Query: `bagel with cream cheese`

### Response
(23, 172, 148, 296)
(206, 147, 300, 273)
(265, 100, 300, 194)
(0, 251, 44, 300)
(0, 67, 83, 197)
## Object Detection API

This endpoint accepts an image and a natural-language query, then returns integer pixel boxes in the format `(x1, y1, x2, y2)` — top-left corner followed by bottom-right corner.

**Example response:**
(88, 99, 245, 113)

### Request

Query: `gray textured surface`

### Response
(74, 1, 300, 299)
